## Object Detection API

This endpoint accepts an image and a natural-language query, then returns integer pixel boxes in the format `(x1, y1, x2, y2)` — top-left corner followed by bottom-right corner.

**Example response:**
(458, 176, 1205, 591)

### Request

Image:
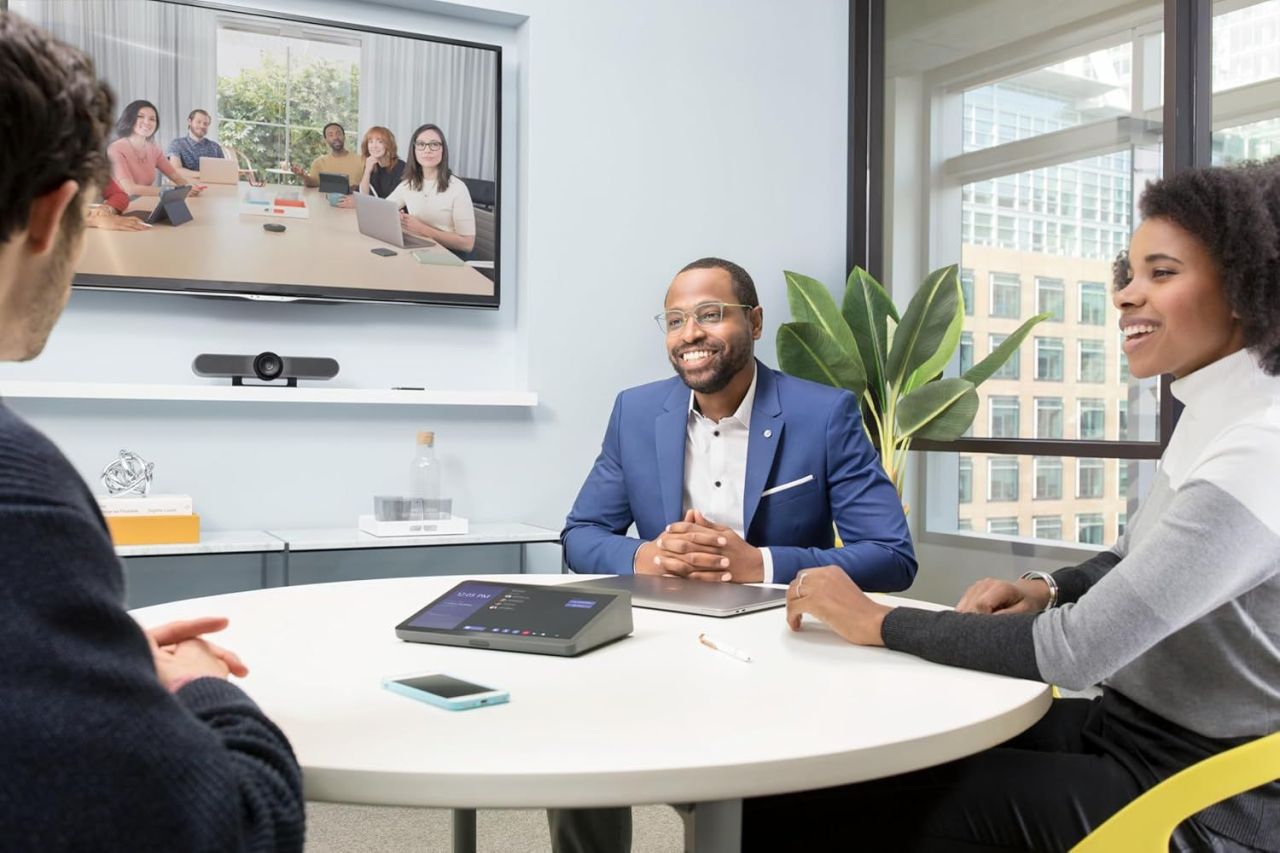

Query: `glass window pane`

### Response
(988, 517, 1021, 536)
(961, 268, 976, 315)
(962, 43, 1133, 154)
(1213, 1, 1280, 92)
(1078, 398, 1106, 439)
(1034, 515, 1063, 540)
(1037, 277, 1065, 321)
(990, 333, 1020, 379)
(1035, 336, 1064, 381)
(1034, 397, 1063, 439)
(959, 331, 975, 374)
(988, 457, 1020, 501)
(1076, 512, 1105, 544)
(1079, 281, 1108, 325)
(959, 456, 973, 503)
(990, 396, 1020, 437)
(1079, 339, 1107, 382)
(990, 272, 1021, 318)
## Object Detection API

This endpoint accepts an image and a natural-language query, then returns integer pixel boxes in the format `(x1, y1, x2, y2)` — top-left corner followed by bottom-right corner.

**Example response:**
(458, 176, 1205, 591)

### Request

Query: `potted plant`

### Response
(776, 265, 1046, 495)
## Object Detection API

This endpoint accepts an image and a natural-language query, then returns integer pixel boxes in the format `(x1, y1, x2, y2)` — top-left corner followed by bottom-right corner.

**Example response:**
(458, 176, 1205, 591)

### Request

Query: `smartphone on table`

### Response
(382, 673, 509, 711)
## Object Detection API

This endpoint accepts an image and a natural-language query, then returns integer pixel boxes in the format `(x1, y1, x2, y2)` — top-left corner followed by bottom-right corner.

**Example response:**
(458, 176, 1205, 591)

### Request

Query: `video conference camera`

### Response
(192, 352, 340, 387)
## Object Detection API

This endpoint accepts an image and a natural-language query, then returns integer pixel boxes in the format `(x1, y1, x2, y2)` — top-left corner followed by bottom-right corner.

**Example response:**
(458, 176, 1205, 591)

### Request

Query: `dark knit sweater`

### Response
(0, 401, 304, 852)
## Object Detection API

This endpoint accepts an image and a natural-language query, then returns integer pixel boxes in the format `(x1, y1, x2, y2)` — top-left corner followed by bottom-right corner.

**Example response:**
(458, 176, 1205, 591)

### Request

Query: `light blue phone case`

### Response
(383, 677, 509, 711)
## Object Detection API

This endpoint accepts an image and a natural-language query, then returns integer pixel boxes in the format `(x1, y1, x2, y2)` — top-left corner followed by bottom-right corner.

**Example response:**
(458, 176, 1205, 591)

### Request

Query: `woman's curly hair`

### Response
(1131, 159, 1280, 375)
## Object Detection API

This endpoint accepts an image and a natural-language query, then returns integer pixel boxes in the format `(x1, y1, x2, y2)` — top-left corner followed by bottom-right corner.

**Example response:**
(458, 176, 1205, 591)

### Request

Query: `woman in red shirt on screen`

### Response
(106, 100, 202, 199)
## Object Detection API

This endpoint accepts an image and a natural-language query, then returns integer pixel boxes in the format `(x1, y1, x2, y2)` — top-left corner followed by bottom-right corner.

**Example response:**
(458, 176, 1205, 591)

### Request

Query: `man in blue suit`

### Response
(562, 256, 915, 588)
(551, 257, 915, 853)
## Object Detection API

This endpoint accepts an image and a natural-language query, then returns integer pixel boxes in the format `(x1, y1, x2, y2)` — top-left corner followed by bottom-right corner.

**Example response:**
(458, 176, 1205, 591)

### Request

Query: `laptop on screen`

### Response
(198, 156, 238, 184)
(354, 192, 434, 249)
(564, 574, 787, 618)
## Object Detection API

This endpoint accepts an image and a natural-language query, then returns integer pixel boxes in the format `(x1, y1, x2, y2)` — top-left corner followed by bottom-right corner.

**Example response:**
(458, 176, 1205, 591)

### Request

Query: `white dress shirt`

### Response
(681, 367, 775, 582)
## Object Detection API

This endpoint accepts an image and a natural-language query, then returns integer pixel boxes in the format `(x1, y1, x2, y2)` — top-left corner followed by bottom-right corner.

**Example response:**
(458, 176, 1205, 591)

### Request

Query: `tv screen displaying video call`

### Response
(12, 0, 501, 308)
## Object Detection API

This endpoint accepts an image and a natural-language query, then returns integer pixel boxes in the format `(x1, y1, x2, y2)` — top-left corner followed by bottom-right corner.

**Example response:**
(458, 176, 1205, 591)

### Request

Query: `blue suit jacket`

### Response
(562, 362, 916, 590)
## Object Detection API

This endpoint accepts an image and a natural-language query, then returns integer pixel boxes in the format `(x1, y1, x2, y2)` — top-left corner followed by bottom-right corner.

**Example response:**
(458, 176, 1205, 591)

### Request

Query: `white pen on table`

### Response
(698, 632, 752, 663)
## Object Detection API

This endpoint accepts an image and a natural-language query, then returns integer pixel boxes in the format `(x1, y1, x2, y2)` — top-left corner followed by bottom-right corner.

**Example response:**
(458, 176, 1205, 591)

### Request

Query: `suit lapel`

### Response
(655, 380, 689, 525)
(744, 362, 784, 535)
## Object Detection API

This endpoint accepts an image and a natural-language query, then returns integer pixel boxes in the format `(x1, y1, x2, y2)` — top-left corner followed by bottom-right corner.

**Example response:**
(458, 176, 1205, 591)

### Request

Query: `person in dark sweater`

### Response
(749, 162, 1280, 851)
(0, 13, 304, 851)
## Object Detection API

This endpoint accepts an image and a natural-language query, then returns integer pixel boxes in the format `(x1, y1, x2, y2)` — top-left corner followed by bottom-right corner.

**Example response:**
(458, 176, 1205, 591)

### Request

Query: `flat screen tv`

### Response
(11, 0, 502, 308)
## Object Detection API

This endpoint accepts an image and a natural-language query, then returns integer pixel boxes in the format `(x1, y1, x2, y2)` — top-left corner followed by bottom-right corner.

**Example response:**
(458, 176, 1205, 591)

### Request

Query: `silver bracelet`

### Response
(1019, 570, 1059, 610)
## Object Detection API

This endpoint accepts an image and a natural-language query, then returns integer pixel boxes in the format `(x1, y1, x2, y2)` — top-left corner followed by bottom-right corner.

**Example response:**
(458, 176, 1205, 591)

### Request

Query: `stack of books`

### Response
(97, 494, 199, 546)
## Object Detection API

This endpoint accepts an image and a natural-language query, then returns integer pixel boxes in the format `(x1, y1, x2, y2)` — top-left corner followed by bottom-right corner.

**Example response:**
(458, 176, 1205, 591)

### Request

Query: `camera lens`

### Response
(253, 351, 283, 381)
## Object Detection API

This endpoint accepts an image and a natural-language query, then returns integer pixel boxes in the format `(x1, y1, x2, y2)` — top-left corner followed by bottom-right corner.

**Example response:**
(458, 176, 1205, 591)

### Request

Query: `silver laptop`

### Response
(565, 574, 787, 617)
(198, 156, 238, 184)
(354, 192, 433, 248)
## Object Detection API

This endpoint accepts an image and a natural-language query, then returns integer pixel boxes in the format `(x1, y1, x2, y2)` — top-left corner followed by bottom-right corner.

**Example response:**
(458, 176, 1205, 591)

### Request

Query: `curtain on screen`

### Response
(360, 34, 498, 182)
(12, 0, 218, 149)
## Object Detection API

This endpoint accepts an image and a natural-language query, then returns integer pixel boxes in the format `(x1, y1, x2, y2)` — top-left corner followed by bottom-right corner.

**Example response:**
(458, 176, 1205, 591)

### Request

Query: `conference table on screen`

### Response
(130, 575, 1051, 853)
(77, 181, 492, 298)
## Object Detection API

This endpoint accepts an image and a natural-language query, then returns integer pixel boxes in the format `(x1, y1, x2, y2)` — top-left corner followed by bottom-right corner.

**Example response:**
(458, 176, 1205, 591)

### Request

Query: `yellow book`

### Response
(104, 513, 200, 546)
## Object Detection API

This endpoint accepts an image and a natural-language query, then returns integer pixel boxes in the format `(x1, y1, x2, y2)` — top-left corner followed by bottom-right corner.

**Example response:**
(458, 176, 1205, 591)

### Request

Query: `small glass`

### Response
(373, 496, 453, 521)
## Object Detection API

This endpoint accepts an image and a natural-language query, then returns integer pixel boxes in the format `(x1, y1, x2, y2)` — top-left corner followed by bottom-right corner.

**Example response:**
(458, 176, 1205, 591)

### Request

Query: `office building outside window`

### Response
(990, 272, 1021, 318)
(991, 333, 1019, 379)
(961, 268, 975, 315)
(989, 517, 1020, 536)
(958, 456, 973, 503)
(959, 331, 974, 374)
(1079, 339, 1106, 382)
(1077, 458, 1105, 499)
(1079, 281, 1108, 325)
(1078, 398, 1106, 439)
(990, 396, 1020, 437)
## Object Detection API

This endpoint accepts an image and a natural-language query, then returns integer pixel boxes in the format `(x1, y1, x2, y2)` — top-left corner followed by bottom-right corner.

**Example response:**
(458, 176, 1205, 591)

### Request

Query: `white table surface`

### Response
(130, 574, 1050, 812)
(270, 522, 560, 552)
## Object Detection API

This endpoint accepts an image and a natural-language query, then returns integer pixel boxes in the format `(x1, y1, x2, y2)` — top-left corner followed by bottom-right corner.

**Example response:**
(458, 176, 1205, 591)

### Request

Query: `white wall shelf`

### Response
(0, 381, 537, 408)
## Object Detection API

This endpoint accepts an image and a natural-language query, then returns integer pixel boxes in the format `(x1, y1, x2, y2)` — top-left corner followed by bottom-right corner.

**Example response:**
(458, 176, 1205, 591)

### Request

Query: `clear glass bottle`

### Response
(408, 431, 441, 510)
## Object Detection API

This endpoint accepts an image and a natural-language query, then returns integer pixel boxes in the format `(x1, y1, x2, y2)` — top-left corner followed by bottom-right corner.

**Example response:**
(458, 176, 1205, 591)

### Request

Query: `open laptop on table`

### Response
(354, 192, 435, 249)
(564, 574, 787, 617)
(198, 156, 238, 184)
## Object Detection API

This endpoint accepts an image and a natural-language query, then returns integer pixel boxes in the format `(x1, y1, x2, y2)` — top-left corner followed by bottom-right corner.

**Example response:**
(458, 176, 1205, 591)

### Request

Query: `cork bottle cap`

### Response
(416, 431, 435, 446)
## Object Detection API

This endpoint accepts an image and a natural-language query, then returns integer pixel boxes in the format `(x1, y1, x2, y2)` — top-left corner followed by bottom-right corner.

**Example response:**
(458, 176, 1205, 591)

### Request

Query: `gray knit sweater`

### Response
(883, 348, 1280, 848)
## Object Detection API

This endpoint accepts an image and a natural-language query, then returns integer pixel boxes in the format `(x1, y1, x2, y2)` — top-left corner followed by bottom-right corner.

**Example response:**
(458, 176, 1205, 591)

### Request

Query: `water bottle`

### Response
(408, 431, 441, 511)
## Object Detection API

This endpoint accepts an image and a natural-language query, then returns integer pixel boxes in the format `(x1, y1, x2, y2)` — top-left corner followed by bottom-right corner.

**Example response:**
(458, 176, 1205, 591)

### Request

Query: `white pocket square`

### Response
(761, 474, 814, 497)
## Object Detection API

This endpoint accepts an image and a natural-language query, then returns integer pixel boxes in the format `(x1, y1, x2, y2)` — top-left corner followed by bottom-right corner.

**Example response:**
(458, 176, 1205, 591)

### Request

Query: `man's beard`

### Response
(329, 140, 344, 152)
(671, 341, 752, 394)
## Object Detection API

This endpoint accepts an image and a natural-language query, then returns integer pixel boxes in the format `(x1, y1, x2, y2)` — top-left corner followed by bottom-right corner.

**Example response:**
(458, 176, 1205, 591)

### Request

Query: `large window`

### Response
(1037, 277, 1065, 322)
(217, 26, 360, 175)
(1035, 397, 1063, 439)
(988, 457, 1020, 501)
(1035, 337, 1064, 381)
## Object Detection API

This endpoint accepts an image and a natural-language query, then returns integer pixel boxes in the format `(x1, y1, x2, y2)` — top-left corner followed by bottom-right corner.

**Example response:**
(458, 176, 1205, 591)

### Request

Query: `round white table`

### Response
(131, 575, 1050, 852)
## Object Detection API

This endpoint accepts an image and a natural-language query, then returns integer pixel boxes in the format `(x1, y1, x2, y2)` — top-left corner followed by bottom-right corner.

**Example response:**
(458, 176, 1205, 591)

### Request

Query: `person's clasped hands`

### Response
(144, 616, 249, 693)
(638, 509, 765, 583)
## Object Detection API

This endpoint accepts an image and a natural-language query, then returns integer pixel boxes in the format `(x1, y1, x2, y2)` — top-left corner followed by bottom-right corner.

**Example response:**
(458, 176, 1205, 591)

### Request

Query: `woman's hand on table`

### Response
(786, 566, 890, 646)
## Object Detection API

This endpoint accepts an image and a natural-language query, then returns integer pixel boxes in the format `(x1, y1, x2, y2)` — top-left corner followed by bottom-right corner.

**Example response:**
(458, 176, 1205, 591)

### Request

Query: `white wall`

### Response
(3, 0, 850, 544)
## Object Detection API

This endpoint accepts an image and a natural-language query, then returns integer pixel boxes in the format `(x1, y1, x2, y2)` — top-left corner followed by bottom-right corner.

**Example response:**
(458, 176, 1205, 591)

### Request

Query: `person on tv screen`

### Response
(0, 12, 304, 851)
(759, 162, 1280, 852)
(87, 178, 148, 231)
(165, 108, 226, 177)
(338, 126, 406, 207)
(107, 99, 202, 198)
(387, 123, 476, 255)
(290, 121, 364, 189)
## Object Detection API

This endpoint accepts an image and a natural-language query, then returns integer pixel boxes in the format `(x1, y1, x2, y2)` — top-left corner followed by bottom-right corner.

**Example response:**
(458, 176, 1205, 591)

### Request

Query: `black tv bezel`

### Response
(70, 0, 503, 310)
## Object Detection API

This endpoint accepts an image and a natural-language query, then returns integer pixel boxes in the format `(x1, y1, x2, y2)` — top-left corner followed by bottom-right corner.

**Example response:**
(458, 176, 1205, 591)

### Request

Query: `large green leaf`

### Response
(885, 265, 959, 392)
(785, 271, 859, 357)
(841, 267, 898, 407)
(895, 378, 978, 439)
(963, 311, 1050, 387)
(777, 322, 866, 397)
(905, 283, 964, 395)
(910, 388, 980, 441)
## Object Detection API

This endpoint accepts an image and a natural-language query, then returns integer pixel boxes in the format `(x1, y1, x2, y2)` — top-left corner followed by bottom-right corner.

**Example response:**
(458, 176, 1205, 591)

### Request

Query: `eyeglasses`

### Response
(654, 301, 754, 334)
(414, 140, 443, 152)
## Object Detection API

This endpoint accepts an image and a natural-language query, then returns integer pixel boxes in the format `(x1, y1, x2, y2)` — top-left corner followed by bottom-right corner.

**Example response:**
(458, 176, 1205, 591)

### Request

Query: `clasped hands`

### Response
(636, 509, 764, 583)
(144, 616, 248, 693)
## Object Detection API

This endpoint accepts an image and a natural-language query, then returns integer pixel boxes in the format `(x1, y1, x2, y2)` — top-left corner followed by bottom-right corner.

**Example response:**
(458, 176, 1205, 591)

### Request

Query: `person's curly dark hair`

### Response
(1133, 159, 1280, 375)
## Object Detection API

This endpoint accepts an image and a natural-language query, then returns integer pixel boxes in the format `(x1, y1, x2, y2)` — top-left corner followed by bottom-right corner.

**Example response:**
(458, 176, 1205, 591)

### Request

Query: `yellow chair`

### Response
(1071, 730, 1280, 852)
